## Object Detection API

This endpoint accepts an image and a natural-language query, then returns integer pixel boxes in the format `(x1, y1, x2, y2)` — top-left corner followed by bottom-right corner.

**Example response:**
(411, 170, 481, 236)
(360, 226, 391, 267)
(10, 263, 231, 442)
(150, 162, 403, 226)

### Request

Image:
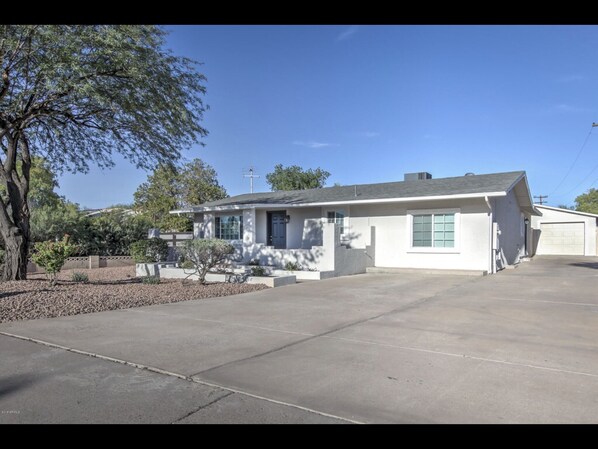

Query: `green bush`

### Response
(71, 272, 89, 283)
(179, 239, 235, 284)
(31, 236, 78, 285)
(130, 238, 169, 263)
(284, 261, 301, 271)
(141, 275, 160, 284)
(251, 266, 266, 277)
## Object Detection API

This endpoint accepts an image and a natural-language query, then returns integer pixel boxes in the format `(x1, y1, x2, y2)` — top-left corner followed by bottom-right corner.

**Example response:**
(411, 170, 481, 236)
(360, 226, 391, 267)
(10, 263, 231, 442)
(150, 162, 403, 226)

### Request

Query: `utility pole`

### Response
(243, 167, 260, 194)
(534, 195, 548, 205)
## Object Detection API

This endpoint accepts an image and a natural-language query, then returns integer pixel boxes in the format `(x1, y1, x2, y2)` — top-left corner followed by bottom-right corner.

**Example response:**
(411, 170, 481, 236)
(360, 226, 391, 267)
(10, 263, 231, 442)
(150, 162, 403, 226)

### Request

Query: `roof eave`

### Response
(173, 191, 508, 213)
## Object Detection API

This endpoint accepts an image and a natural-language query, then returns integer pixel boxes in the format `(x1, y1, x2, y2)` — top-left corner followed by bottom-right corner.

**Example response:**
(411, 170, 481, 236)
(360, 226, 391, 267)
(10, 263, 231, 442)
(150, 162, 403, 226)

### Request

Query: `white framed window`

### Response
(407, 208, 460, 253)
(326, 209, 346, 235)
(215, 215, 243, 240)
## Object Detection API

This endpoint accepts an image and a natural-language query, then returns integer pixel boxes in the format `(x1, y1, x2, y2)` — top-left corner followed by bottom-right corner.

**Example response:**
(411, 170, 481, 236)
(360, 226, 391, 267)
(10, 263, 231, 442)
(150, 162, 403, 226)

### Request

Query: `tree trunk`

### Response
(2, 230, 28, 280)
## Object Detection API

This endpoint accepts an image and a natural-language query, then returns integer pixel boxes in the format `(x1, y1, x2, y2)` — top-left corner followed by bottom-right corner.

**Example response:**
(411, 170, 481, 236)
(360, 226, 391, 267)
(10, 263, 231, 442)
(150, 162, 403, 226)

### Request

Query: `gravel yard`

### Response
(0, 266, 269, 323)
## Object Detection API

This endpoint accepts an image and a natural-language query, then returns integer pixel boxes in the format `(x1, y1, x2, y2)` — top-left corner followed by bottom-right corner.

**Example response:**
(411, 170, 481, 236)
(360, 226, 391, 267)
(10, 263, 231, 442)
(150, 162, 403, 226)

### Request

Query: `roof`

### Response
(174, 171, 533, 213)
(534, 204, 598, 218)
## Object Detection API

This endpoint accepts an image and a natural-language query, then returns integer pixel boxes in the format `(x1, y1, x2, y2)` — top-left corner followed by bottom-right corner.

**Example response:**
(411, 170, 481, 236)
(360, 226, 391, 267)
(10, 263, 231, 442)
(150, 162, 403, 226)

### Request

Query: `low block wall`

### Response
(28, 255, 134, 273)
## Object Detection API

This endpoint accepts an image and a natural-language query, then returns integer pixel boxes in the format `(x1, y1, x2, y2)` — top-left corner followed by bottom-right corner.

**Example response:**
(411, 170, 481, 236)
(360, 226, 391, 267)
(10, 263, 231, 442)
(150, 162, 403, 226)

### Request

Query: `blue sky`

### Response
(57, 25, 598, 209)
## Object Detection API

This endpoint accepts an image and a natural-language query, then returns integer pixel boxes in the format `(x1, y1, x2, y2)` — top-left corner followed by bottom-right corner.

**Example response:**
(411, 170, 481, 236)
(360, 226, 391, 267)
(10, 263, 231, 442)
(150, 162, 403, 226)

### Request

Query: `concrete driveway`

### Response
(1, 255, 597, 423)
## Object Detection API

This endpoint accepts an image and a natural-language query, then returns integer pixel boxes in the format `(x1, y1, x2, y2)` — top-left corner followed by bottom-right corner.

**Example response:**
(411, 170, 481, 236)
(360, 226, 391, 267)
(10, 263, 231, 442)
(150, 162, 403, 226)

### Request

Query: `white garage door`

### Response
(537, 222, 585, 255)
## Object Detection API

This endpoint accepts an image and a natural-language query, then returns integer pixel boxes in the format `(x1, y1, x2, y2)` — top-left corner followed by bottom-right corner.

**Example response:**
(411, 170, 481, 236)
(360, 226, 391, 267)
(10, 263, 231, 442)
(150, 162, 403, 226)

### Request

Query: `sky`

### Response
(57, 25, 598, 209)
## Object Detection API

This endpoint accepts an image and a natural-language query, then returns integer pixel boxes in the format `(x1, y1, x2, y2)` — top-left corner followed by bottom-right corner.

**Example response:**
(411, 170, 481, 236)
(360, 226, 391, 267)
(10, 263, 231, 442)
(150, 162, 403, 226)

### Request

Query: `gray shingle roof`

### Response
(193, 171, 525, 209)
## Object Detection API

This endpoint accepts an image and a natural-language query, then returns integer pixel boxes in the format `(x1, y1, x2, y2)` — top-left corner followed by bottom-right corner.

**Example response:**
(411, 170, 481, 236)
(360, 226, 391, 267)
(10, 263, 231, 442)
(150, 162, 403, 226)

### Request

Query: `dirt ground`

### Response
(0, 266, 269, 323)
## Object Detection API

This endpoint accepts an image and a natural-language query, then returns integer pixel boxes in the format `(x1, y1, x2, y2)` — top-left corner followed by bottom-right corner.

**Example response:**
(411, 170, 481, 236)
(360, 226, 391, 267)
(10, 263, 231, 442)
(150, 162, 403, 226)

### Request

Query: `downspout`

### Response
(484, 196, 495, 274)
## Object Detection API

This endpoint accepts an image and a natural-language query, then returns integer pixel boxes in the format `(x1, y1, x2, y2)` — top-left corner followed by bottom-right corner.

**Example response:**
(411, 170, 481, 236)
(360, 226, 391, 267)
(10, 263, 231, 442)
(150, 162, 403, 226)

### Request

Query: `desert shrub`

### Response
(284, 261, 301, 271)
(141, 275, 160, 284)
(71, 272, 89, 283)
(251, 266, 266, 276)
(179, 239, 235, 284)
(180, 259, 195, 269)
(130, 238, 169, 263)
(31, 236, 78, 285)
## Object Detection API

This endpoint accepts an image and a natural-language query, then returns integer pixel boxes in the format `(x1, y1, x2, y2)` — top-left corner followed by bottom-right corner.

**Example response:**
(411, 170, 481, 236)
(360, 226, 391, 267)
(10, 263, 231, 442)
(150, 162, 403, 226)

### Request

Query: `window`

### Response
(327, 210, 345, 235)
(412, 212, 455, 248)
(215, 215, 243, 240)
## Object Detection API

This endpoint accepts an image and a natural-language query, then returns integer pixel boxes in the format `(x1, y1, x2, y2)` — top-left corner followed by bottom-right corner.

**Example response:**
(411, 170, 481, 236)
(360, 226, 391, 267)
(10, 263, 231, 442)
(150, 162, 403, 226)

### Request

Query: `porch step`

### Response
(366, 267, 487, 276)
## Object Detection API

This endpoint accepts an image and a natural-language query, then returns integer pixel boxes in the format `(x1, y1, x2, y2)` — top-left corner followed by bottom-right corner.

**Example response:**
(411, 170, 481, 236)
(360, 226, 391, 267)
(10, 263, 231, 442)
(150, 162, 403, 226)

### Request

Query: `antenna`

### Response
(534, 195, 548, 205)
(243, 166, 260, 194)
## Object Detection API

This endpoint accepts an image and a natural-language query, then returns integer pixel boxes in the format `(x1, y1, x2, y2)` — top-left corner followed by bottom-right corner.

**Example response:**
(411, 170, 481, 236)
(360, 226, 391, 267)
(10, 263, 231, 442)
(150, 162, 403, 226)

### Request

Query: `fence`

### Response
(27, 255, 135, 273)
(160, 232, 193, 261)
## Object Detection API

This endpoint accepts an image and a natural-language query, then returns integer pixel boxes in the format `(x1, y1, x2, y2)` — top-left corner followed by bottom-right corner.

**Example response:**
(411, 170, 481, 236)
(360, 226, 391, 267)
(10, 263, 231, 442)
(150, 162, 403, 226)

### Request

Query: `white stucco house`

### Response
(531, 205, 598, 256)
(172, 170, 539, 276)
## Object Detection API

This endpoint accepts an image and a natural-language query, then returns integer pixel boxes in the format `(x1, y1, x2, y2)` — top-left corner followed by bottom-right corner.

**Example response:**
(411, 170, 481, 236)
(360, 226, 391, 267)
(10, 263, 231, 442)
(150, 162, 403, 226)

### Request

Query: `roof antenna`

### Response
(243, 166, 260, 194)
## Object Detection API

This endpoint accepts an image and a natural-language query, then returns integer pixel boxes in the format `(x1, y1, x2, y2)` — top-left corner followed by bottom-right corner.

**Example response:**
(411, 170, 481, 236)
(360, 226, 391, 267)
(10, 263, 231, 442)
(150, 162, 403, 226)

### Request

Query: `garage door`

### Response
(537, 222, 585, 255)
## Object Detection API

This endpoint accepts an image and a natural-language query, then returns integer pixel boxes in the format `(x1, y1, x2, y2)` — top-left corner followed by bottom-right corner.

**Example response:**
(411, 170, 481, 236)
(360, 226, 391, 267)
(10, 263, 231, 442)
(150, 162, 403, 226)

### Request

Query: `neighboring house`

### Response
(172, 170, 538, 276)
(531, 205, 598, 256)
(82, 207, 137, 218)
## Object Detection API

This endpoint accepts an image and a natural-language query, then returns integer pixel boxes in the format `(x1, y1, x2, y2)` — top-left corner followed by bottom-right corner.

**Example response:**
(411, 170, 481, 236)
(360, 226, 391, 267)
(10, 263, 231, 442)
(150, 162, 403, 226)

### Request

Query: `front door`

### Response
(268, 211, 287, 249)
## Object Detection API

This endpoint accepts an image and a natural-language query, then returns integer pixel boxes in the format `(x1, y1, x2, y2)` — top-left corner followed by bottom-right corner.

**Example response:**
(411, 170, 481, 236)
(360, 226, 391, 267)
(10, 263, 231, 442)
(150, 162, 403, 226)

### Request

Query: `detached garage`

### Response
(531, 205, 598, 256)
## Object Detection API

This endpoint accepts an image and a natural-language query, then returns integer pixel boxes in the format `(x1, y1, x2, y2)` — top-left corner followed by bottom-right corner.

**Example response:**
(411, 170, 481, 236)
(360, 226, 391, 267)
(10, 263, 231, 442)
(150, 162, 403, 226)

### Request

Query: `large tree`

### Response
(266, 164, 330, 191)
(0, 25, 207, 280)
(575, 188, 598, 214)
(133, 158, 227, 231)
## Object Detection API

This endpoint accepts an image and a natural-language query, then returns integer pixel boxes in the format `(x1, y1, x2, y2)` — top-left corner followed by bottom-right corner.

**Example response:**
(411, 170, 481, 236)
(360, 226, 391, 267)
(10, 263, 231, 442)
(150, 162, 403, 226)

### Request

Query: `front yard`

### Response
(0, 266, 268, 323)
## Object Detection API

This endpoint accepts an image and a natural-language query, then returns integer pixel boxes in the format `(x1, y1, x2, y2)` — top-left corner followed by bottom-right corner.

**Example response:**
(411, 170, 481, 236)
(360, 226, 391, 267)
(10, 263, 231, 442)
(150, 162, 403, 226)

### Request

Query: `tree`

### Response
(556, 204, 575, 211)
(0, 25, 207, 280)
(179, 158, 227, 207)
(133, 163, 182, 230)
(133, 158, 227, 231)
(265, 164, 331, 191)
(574, 188, 598, 214)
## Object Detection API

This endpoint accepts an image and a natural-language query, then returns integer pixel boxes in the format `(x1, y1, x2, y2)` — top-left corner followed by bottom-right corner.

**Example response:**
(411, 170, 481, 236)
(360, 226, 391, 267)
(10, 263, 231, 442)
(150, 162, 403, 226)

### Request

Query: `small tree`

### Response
(31, 236, 77, 285)
(179, 239, 234, 284)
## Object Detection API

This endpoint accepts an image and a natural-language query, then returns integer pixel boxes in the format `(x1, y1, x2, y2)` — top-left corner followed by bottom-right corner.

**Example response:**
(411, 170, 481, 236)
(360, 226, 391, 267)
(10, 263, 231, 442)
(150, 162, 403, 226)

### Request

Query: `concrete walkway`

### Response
(1, 255, 598, 423)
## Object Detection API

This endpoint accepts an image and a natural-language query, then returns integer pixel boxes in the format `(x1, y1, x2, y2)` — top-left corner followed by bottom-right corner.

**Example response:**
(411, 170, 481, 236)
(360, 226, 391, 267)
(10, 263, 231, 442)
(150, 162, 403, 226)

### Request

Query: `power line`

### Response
(561, 155, 598, 197)
(548, 123, 595, 196)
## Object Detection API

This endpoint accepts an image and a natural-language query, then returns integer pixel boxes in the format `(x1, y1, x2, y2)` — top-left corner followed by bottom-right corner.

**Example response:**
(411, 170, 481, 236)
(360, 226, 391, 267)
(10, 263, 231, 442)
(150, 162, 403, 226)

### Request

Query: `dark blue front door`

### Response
(270, 212, 287, 249)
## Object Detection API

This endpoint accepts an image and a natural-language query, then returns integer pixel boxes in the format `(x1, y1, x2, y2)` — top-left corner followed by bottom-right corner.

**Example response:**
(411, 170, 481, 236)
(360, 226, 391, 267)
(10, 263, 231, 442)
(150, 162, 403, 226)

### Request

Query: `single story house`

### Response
(172, 170, 538, 276)
(531, 205, 598, 256)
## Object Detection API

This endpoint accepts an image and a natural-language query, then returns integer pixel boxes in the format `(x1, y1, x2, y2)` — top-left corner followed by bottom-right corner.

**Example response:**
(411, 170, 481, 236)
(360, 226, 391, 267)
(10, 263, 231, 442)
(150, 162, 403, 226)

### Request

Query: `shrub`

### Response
(141, 275, 160, 284)
(251, 266, 266, 277)
(284, 261, 301, 271)
(71, 272, 89, 283)
(31, 236, 78, 285)
(247, 259, 260, 266)
(180, 259, 195, 269)
(179, 239, 235, 284)
(130, 238, 169, 263)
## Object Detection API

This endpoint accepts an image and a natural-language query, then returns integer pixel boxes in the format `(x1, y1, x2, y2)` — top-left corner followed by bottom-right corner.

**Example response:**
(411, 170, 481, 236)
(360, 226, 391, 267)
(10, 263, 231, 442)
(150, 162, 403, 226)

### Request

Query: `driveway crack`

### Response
(171, 392, 234, 424)
(190, 286, 467, 378)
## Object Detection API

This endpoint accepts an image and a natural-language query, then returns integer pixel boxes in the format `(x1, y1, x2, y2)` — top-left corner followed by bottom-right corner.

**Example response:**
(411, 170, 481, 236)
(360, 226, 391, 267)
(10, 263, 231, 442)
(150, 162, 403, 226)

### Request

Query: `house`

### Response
(172, 170, 538, 276)
(531, 205, 598, 256)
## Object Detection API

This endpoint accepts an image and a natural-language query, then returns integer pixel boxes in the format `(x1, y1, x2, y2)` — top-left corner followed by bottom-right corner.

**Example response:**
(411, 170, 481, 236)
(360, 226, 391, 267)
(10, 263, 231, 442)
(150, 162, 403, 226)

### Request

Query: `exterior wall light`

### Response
(285, 215, 291, 223)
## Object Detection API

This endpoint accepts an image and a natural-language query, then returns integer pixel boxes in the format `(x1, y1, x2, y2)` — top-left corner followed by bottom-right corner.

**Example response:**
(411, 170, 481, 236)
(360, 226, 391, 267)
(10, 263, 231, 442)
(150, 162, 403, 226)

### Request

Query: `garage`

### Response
(531, 205, 598, 257)
(536, 222, 584, 255)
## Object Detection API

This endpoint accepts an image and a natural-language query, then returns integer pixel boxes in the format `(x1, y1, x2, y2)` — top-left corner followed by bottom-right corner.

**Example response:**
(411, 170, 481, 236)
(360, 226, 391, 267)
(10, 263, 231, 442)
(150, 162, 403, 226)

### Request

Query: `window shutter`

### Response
(239, 215, 243, 239)
(215, 217, 220, 239)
